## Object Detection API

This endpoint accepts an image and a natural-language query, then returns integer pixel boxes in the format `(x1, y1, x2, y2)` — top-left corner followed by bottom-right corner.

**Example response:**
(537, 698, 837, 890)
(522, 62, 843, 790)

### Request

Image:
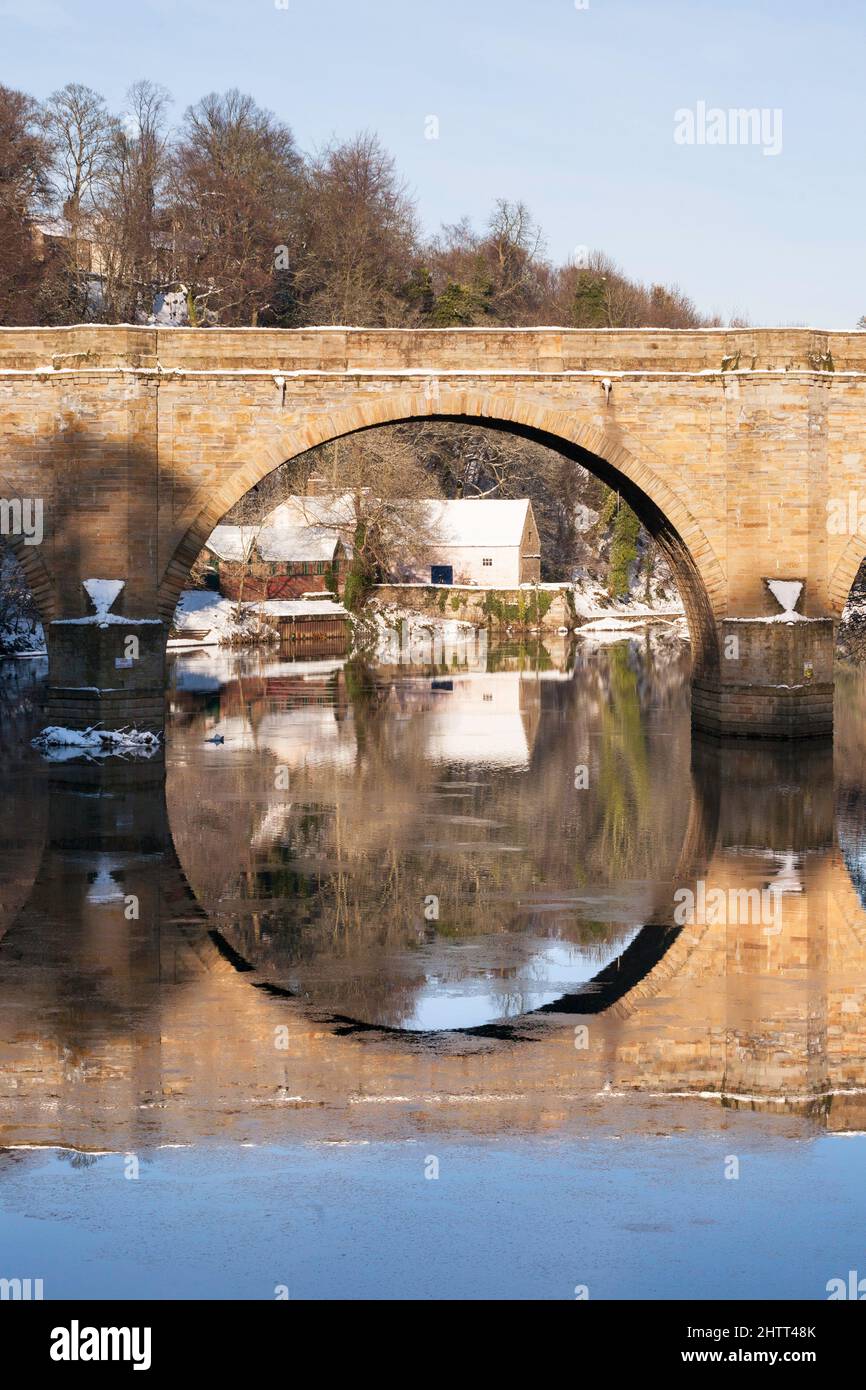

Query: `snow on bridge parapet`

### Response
(1, 325, 866, 377)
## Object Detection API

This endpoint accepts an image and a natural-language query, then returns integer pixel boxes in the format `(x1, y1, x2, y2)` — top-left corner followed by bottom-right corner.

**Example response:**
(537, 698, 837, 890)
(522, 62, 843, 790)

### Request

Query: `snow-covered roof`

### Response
(204, 510, 342, 563)
(256, 523, 339, 563)
(258, 599, 348, 618)
(204, 525, 253, 563)
(204, 494, 532, 564)
(422, 498, 531, 549)
(266, 495, 357, 530)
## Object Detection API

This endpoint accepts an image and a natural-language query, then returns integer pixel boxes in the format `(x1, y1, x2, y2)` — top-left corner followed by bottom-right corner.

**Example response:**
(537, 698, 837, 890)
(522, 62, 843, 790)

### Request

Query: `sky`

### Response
(0, 0, 862, 327)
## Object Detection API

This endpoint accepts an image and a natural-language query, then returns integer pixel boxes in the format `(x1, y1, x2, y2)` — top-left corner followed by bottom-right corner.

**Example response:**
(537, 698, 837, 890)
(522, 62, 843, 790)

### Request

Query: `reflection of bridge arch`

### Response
(8, 734, 866, 1145)
(1, 747, 714, 1048)
(163, 720, 720, 1038)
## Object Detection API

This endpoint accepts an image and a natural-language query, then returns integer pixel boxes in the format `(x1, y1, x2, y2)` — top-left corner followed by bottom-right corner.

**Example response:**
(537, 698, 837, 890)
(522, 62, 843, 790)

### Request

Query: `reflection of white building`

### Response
(419, 672, 541, 770)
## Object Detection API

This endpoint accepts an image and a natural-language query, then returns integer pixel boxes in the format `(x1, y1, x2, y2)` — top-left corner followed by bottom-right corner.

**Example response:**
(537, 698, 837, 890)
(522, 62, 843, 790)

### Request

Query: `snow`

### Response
(146, 286, 190, 327)
(257, 598, 348, 618)
(569, 577, 685, 625)
(256, 524, 339, 563)
(204, 512, 339, 564)
(83, 578, 125, 621)
(173, 591, 255, 644)
(31, 725, 162, 762)
(767, 579, 803, 616)
(368, 604, 482, 666)
(422, 498, 530, 549)
(576, 616, 672, 633)
(172, 590, 356, 645)
(54, 615, 162, 627)
(0, 619, 45, 656)
(202, 526, 253, 563)
(726, 613, 817, 624)
(574, 503, 599, 534)
(54, 578, 160, 628)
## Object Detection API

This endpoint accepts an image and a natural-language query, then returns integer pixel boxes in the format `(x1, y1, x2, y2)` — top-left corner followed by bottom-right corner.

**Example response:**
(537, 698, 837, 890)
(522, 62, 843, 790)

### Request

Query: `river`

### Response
(2, 630, 866, 1298)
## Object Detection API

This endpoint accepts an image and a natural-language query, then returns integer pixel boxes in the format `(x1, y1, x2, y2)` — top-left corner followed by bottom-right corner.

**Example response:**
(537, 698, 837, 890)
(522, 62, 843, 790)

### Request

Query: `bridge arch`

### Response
(0, 470, 54, 626)
(829, 536, 866, 620)
(157, 390, 726, 680)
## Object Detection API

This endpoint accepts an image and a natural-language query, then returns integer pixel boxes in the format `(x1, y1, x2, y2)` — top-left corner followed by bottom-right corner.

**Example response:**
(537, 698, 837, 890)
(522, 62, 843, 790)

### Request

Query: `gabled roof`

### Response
(203, 520, 339, 564)
(204, 494, 532, 565)
(256, 523, 340, 562)
(205, 525, 253, 563)
(422, 498, 532, 548)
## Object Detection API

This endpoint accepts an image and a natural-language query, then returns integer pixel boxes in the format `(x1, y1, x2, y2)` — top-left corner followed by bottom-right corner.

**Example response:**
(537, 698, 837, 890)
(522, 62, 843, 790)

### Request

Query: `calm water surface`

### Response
(2, 632, 866, 1297)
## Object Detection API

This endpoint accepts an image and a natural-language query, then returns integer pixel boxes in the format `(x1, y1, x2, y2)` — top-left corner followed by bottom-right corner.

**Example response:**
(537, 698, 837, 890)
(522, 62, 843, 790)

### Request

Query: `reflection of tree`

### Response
(167, 637, 692, 1028)
(598, 644, 651, 869)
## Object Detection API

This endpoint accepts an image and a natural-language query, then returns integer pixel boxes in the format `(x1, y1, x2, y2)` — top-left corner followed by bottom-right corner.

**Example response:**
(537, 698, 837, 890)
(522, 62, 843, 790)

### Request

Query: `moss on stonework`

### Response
(483, 588, 557, 629)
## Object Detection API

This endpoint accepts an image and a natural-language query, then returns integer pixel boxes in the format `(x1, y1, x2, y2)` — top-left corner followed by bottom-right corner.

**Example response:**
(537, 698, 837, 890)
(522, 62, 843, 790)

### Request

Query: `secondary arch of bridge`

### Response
(158, 391, 727, 680)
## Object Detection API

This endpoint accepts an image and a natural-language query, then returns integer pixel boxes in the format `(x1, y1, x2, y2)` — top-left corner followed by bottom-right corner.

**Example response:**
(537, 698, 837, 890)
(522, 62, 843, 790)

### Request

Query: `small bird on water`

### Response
(205, 734, 225, 745)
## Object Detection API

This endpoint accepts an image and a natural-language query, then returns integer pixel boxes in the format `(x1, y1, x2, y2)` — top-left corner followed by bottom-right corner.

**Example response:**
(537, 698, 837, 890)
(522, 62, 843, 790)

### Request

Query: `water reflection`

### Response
(166, 636, 691, 1031)
(3, 639, 866, 1148)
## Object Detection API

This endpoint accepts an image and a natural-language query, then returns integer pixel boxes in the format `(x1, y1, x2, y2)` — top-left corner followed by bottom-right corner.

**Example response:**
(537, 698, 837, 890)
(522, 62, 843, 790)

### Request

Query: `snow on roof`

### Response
(205, 503, 344, 563)
(423, 498, 531, 548)
(204, 494, 531, 564)
(258, 598, 348, 618)
(256, 523, 339, 563)
(204, 525, 253, 563)
(266, 495, 357, 529)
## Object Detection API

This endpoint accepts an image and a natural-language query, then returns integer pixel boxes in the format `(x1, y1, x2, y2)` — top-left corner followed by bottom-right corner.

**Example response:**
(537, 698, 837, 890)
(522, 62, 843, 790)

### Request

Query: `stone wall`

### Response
(370, 583, 577, 632)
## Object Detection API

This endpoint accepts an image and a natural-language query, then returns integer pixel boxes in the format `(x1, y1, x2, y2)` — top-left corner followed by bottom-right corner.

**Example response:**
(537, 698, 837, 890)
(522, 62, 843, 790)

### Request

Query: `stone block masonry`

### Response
(1, 325, 864, 738)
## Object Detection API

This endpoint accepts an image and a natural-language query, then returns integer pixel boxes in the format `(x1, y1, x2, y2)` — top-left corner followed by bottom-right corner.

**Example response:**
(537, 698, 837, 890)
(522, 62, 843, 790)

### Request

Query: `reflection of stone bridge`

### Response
(2, 740, 866, 1148)
(3, 326, 866, 736)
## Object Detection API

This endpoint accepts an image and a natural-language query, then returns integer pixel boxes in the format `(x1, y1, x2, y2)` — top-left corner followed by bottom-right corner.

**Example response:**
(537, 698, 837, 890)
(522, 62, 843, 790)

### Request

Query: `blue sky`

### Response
(0, 0, 862, 326)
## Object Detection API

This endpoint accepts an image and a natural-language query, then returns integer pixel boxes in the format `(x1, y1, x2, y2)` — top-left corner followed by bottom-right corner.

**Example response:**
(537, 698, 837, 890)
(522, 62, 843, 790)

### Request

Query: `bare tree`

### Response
(0, 85, 54, 324)
(292, 430, 443, 605)
(96, 81, 173, 322)
(294, 132, 419, 325)
(172, 89, 303, 326)
(42, 83, 115, 317)
(0, 545, 41, 651)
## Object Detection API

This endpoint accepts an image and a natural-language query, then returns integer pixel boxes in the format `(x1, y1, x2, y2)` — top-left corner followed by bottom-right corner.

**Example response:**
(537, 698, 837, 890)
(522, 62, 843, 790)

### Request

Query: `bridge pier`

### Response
(46, 617, 166, 735)
(692, 616, 835, 740)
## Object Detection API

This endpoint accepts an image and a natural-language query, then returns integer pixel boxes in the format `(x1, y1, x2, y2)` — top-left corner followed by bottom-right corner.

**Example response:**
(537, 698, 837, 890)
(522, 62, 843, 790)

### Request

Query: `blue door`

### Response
(431, 565, 453, 585)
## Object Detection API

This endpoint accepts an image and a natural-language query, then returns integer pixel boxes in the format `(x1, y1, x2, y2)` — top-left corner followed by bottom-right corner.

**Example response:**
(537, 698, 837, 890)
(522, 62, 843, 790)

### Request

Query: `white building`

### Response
(403, 498, 541, 587)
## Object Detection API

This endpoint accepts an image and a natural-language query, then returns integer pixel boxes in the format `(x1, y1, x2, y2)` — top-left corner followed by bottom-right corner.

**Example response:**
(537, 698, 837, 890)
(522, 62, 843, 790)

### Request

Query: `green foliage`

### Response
(482, 588, 556, 628)
(343, 519, 375, 611)
(403, 266, 435, 318)
(572, 271, 608, 327)
(343, 564, 371, 612)
(605, 495, 641, 599)
(429, 273, 494, 326)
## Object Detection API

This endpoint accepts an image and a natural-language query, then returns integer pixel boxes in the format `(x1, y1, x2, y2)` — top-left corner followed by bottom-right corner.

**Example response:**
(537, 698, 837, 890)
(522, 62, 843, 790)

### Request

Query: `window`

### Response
(482, 557, 493, 567)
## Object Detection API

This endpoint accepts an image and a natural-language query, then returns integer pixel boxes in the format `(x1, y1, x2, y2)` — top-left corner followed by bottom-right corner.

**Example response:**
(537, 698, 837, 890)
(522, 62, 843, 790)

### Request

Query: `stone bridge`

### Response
(2, 324, 866, 737)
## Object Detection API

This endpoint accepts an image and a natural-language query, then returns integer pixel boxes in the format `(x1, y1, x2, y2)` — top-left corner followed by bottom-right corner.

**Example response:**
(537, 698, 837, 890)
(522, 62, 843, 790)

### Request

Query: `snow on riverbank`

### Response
(31, 725, 162, 761)
(363, 603, 483, 666)
(570, 577, 685, 625)
(171, 591, 279, 646)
